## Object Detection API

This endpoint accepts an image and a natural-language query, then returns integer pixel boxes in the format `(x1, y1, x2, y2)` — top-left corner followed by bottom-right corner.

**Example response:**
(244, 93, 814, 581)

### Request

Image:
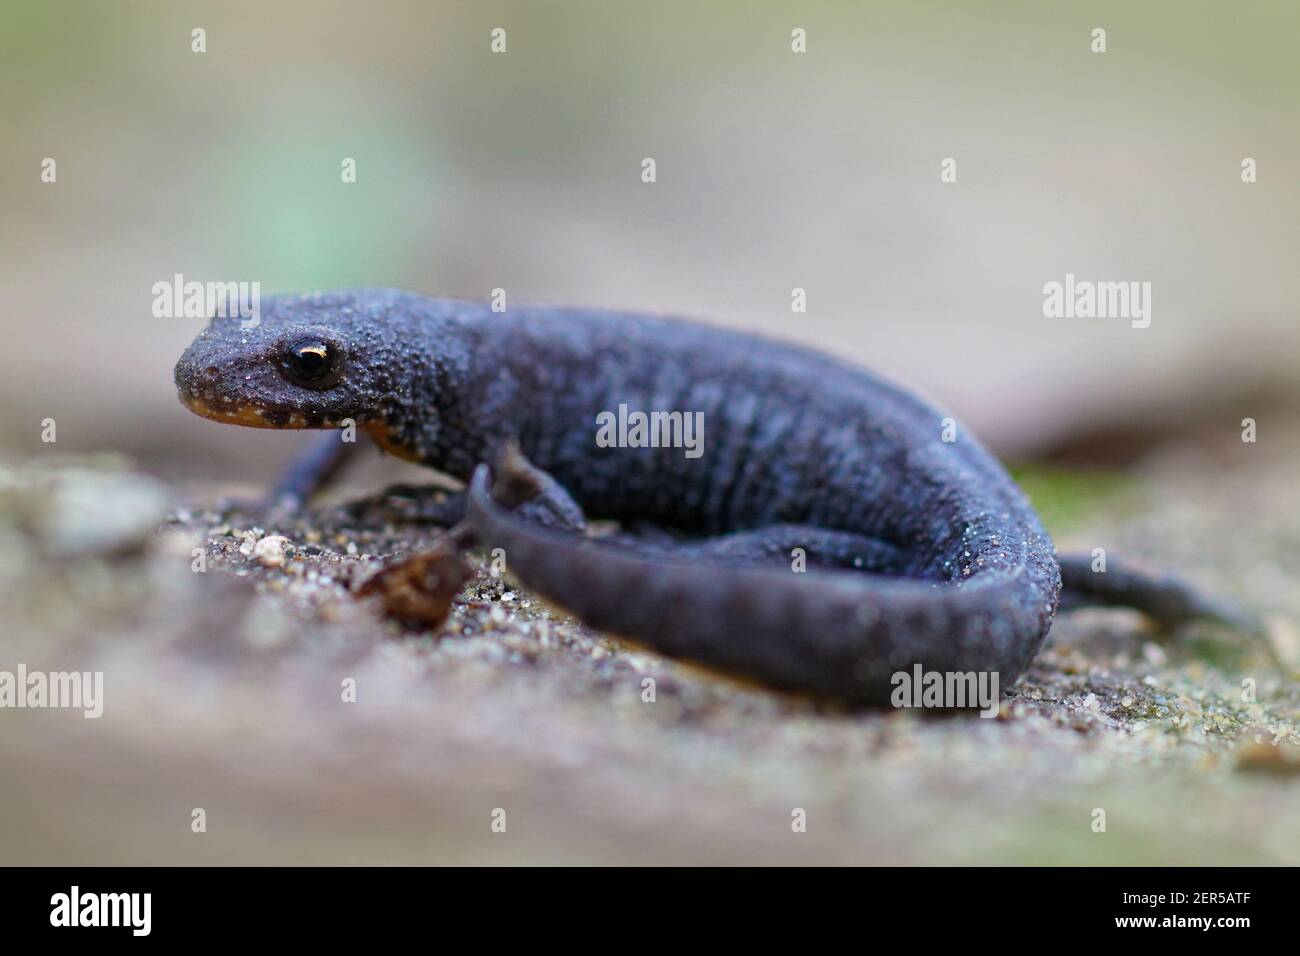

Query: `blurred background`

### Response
(1, 1, 1297, 866)
(2, 0, 1297, 480)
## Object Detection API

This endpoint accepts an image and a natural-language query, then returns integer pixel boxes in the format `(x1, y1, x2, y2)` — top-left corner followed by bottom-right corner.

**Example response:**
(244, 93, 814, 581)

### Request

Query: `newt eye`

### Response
(280, 338, 341, 387)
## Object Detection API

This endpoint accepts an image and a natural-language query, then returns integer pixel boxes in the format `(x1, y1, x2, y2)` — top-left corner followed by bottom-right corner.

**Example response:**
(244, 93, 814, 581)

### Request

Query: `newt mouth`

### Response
(179, 393, 304, 429)
(178, 391, 353, 430)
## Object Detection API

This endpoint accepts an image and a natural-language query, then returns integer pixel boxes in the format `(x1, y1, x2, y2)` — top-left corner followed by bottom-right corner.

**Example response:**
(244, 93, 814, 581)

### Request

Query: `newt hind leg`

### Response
(487, 442, 908, 573)
(1057, 553, 1261, 633)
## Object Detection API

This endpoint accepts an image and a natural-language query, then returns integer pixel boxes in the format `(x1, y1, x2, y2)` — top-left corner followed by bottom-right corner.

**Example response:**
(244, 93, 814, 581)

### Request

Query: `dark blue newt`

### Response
(174, 289, 1253, 705)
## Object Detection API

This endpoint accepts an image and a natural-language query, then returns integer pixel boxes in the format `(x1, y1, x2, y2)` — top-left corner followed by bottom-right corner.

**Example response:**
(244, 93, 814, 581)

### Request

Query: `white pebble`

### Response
(252, 534, 290, 567)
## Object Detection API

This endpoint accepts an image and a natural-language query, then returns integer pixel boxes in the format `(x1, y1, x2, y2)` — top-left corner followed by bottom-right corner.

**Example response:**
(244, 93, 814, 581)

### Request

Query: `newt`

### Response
(174, 288, 1254, 704)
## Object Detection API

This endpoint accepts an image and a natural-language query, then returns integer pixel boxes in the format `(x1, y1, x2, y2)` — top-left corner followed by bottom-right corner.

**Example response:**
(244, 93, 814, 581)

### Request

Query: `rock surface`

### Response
(0, 433, 1296, 865)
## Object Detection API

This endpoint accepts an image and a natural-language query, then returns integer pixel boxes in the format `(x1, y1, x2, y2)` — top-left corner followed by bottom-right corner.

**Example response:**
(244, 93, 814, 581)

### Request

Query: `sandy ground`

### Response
(0, 429, 1296, 866)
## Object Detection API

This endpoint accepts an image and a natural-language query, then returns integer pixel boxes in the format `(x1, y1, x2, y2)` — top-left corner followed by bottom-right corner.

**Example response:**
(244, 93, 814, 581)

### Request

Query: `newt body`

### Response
(176, 289, 1246, 704)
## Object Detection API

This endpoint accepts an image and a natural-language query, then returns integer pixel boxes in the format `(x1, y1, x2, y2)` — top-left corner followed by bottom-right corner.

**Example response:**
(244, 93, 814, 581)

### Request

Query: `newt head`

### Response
(174, 289, 418, 431)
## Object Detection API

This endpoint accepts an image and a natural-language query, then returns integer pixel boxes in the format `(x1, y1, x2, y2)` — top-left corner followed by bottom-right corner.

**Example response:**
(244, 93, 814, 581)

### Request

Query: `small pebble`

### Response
(253, 534, 290, 567)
